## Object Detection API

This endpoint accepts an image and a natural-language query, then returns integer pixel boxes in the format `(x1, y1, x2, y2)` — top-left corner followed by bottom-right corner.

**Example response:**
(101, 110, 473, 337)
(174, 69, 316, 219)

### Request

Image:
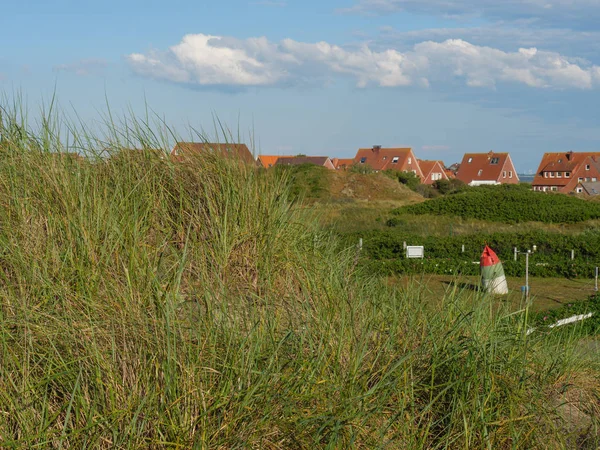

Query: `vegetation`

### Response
(396, 184, 600, 224)
(0, 99, 599, 448)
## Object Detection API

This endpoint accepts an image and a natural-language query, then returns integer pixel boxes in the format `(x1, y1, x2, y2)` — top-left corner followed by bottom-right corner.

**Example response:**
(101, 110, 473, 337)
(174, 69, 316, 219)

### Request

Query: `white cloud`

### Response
(127, 33, 600, 91)
(53, 59, 108, 76)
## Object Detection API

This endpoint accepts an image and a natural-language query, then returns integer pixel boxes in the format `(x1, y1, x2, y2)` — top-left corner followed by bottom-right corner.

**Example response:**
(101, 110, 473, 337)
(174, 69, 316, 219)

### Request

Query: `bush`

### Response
(433, 178, 467, 195)
(396, 184, 600, 224)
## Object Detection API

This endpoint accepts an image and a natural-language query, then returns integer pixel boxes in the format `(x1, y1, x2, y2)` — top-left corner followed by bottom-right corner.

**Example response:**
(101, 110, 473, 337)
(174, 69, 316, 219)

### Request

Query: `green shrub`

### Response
(395, 184, 600, 224)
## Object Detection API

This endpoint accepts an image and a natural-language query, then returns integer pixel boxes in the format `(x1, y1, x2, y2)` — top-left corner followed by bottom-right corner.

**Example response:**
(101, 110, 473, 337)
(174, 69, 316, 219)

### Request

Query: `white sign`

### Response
(406, 246, 424, 259)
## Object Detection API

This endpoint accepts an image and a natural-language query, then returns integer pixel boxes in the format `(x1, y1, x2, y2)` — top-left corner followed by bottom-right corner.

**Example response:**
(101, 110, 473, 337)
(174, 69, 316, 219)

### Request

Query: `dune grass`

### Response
(0, 101, 599, 448)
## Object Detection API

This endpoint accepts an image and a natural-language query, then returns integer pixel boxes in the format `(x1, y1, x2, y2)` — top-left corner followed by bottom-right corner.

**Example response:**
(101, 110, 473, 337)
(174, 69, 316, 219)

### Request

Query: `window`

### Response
(382, 156, 387, 160)
(392, 157, 399, 164)
(544, 172, 548, 178)
(579, 177, 584, 182)
(432, 172, 442, 181)
(490, 157, 499, 164)
(586, 165, 591, 170)
(509, 171, 513, 178)
(468, 158, 473, 163)
(557, 172, 562, 178)
(543, 187, 548, 192)
(551, 187, 558, 191)
(577, 188, 583, 193)
(408, 157, 412, 164)
(549, 172, 555, 178)
(503, 171, 507, 178)
(478, 169, 483, 176)
(586, 177, 591, 182)
(360, 157, 367, 164)
(566, 172, 571, 178)
(594, 178, 598, 182)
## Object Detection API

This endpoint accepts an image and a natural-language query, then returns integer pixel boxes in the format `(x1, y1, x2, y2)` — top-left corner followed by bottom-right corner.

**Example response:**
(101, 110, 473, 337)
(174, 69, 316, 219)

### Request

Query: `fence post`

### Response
(596, 267, 598, 292)
(514, 247, 518, 262)
(571, 250, 575, 261)
(461, 244, 465, 253)
(358, 238, 363, 251)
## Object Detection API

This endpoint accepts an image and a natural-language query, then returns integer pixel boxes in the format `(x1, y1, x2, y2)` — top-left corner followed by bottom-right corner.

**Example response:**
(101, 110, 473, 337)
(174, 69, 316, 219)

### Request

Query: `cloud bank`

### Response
(127, 34, 600, 91)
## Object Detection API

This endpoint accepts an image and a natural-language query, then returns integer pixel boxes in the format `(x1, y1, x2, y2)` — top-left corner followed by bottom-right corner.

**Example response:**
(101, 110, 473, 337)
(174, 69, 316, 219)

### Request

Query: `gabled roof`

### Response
(455, 151, 513, 184)
(171, 142, 255, 164)
(257, 155, 290, 168)
(275, 156, 334, 169)
(353, 147, 418, 173)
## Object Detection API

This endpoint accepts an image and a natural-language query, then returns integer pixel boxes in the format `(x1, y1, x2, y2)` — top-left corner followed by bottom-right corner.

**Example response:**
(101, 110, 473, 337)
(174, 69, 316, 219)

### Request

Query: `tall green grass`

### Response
(0, 100, 599, 448)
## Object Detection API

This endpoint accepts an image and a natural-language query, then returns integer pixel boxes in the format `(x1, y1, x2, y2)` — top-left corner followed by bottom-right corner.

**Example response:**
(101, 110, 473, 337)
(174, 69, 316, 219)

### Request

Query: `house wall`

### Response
(422, 162, 448, 185)
(498, 157, 520, 184)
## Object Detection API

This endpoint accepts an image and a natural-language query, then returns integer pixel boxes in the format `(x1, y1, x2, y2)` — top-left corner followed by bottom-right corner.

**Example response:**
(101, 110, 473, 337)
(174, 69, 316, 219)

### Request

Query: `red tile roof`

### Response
(353, 147, 423, 177)
(455, 151, 518, 184)
(171, 142, 255, 164)
(257, 155, 291, 168)
(332, 158, 355, 170)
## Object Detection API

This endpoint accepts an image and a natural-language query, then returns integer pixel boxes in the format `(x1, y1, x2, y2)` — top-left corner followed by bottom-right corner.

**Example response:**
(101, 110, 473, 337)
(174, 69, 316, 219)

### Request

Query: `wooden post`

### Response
(514, 247, 518, 262)
(571, 250, 575, 261)
(596, 267, 598, 292)
(461, 244, 465, 253)
(358, 238, 363, 251)
(525, 251, 530, 301)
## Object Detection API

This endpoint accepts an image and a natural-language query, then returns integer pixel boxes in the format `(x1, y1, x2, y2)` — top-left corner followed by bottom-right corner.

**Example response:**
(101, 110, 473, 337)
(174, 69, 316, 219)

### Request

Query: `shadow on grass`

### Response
(443, 281, 481, 292)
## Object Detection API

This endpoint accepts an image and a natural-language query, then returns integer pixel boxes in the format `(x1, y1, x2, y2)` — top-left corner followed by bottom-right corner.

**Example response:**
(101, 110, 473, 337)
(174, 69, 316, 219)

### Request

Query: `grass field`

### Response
(391, 274, 599, 312)
(1, 101, 600, 448)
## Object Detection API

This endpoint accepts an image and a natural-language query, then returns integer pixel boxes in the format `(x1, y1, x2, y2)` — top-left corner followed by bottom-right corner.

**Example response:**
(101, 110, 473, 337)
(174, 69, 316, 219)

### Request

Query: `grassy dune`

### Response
(0, 103, 599, 448)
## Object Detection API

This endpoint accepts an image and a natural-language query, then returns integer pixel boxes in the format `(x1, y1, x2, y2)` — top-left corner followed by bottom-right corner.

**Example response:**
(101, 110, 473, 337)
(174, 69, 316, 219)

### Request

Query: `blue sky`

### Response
(2, 0, 600, 171)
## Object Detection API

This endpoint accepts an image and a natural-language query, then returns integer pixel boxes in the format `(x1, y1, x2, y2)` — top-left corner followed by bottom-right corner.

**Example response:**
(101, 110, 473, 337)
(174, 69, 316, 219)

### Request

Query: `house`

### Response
(455, 151, 519, 186)
(353, 146, 424, 179)
(418, 160, 448, 185)
(257, 155, 290, 168)
(331, 158, 355, 170)
(275, 156, 336, 170)
(532, 151, 600, 193)
(170, 142, 255, 165)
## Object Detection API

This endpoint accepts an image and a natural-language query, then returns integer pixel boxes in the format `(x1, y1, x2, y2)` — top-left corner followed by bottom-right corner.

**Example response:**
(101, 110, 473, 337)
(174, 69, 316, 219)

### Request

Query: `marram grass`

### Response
(0, 101, 599, 449)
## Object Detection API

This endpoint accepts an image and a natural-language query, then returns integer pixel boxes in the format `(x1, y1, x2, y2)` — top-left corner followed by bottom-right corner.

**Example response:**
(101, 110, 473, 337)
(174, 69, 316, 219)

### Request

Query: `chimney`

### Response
(372, 145, 381, 153)
(566, 150, 573, 161)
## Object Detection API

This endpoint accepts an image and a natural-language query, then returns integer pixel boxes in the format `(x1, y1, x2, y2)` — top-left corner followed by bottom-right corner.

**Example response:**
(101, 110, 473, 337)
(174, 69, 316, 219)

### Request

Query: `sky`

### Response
(2, 0, 600, 172)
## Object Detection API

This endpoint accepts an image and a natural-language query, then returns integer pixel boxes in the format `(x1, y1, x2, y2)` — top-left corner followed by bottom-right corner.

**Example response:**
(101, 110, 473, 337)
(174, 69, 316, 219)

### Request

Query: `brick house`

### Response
(532, 151, 600, 193)
(353, 146, 424, 179)
(455, 151, 519, 186)
(418, 160, 448, 185)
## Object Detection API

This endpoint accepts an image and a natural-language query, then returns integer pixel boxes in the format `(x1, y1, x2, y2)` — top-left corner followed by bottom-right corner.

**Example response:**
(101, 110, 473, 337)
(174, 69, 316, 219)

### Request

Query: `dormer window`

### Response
(490, 157, 499, 165)
(360, 157, 367, 164)
(549, 172, 555, 178)
(392, 157, 399, 164)
(544, 172, 548, 178)
(557, 172, 562, 178)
